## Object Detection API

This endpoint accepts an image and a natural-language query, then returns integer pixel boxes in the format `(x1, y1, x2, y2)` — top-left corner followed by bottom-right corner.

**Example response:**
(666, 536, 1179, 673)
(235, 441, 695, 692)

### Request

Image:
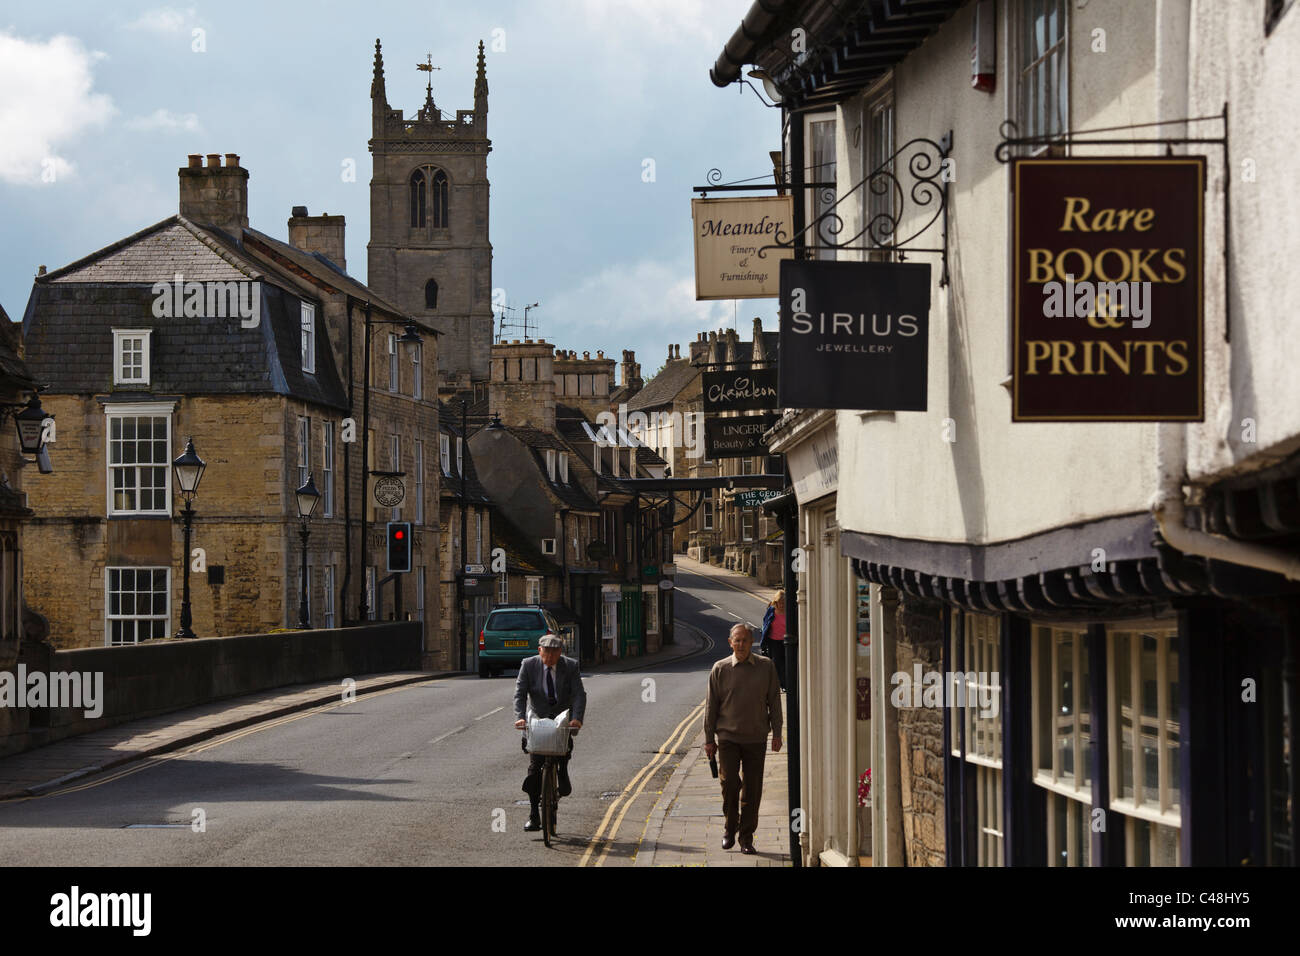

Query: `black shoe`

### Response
(739, 839, 757, 855)
(524, 814, 541, 832)
(559, 767, 572, 798)
(722, 831, 736, 850)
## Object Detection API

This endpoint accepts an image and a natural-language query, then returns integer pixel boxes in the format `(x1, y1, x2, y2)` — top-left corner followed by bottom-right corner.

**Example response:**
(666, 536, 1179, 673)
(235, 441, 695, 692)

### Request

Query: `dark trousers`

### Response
(522, 738, 573, 804)
(718, 739, 766, 840)
(769, 640, 787, 690)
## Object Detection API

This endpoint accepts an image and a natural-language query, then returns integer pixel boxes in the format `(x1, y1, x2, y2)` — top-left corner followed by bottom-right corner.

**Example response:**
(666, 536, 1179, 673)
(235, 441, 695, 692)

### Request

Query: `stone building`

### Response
(367, 39, 493, 394)
(436, 401, 493, 671)
(716, 0, 1300, 868)
(20, 154, 441, 656)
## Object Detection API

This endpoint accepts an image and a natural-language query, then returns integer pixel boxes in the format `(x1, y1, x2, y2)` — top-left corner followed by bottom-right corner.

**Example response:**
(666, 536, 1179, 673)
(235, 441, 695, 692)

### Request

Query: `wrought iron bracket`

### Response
(753, 131, 954, 287)
(994, 106, 1231, 340)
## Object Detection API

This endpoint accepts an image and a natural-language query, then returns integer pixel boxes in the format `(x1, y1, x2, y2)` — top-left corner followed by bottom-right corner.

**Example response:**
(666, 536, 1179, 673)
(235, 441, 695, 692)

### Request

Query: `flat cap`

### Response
(538, 634, 563, 649)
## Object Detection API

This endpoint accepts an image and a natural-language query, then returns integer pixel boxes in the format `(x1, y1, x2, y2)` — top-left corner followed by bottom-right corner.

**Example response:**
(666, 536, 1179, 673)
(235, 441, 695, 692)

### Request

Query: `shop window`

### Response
(644, 588, 659, 635)
(1032, 624, 1092, 865)
(1108, 625, 1181, 863)
(950, 612, 1005, 866)
(602, 596, 618, 639)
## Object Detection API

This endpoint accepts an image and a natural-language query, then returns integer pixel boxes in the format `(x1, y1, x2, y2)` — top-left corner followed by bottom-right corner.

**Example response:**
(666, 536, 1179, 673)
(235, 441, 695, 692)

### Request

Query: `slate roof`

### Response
(508, 426, 600, 511)
(22, 215, 349, 409)
(492, 510, 561, 576)
(438, 402, 492, 504)
(0, 305, 36, 390)
(625, 358, 699, 411)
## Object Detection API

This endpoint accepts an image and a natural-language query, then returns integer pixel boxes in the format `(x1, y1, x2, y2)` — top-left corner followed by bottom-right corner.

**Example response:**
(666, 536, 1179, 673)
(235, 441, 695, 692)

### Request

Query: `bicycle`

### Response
(521, 715, 576, 848)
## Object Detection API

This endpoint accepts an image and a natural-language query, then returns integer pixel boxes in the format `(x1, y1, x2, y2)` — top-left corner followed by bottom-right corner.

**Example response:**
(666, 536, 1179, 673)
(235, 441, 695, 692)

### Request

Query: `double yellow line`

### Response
(578, 699, 704, 867)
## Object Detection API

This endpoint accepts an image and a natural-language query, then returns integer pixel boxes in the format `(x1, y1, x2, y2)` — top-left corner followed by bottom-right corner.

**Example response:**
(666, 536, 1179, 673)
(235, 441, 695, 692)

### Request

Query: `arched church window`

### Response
(409, 166, 450, 229)
(425, 279, 438, 309)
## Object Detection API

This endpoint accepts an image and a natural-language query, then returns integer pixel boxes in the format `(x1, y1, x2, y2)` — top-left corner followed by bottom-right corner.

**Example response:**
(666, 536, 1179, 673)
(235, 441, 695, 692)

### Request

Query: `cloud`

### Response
(126, 8, 193, 34)
(125, 108, 202, 132)
(0, 30, 114, 185)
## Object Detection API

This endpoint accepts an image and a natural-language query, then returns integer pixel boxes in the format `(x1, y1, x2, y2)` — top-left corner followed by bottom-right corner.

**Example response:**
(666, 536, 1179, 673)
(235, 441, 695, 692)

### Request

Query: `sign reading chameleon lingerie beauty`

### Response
(778, 259, 931, 410)
(692, 196, 794, 300)
(1013, 157, 1205, 421)
(702, 367, 779, 413)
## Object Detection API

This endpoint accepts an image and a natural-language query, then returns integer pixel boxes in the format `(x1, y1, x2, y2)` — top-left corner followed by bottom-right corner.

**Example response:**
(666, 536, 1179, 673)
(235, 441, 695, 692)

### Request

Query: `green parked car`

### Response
(478, 605, 561, 678)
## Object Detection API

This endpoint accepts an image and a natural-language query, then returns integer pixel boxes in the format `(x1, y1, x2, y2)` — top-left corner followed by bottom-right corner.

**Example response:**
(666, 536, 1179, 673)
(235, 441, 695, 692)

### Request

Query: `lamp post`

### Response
(13, 394, 52, 456)
(357, 302, 425, 622)
(172, 437, 206, 639)
(296, 474, 321, 628)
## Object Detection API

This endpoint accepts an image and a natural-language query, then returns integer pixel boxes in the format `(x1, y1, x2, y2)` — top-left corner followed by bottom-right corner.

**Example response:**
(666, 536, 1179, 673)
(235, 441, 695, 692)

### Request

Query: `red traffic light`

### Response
(394, 530, 404, 540)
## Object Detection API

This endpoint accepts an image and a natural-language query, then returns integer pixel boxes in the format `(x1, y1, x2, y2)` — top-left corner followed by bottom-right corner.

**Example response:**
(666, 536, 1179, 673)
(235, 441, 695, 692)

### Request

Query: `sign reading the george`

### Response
(1012, 158, 1204, 421)
(733, 489, 782, 508)
(702, 367, 779, 413)
(778, 260, 931, 410)
(692, 196, 794, 300)
(705, 414, 778, 458)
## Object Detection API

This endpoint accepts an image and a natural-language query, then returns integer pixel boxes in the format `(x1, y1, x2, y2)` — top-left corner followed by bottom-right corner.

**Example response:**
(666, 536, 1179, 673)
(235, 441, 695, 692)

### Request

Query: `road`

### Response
(0, 566, 768, 866)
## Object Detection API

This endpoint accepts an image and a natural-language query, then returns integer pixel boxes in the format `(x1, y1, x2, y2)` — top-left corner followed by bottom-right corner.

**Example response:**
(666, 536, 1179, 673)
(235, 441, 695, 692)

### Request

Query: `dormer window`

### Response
(300, 303, 315, 374)
(593, 445, 602, 474)
(456, 436, 463, 475)
(559, 452, 569, 484)
(113, 329, 151, 386)
(440, 434, 451, 476)
(546, 449, 556, 482)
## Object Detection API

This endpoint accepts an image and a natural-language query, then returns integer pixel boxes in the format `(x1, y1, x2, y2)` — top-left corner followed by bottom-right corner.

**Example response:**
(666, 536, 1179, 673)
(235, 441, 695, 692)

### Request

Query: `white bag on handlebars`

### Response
(527, 709, 572, 756)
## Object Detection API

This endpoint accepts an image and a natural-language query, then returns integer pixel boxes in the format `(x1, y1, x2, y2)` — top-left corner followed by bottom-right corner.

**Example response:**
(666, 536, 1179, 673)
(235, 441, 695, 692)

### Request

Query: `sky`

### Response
(0, 0, 782, 383)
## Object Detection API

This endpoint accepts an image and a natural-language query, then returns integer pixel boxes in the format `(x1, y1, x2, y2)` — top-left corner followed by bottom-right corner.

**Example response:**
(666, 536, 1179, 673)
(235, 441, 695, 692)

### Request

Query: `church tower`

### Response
(368, 39, 493, 391)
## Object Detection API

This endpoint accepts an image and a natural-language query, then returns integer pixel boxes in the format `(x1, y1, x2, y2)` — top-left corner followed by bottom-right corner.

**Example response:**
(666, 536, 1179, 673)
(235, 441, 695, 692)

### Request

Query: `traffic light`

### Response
(386, 521, 411, 573)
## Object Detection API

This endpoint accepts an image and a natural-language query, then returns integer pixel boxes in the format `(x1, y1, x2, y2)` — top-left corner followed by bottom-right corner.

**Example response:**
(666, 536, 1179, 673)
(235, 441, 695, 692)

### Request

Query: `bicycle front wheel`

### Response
(541, 760, 556, 847)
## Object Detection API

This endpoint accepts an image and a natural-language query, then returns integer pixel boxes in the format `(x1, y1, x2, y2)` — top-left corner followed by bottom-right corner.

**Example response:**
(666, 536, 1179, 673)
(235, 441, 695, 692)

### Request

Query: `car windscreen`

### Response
(487, 611, 545, 631)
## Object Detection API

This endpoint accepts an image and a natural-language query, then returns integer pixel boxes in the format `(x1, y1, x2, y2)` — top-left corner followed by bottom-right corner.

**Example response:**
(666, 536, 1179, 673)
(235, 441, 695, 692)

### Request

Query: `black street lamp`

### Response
(296, 474, 321, 628)
(172, 437, 206, 639)
(13, 394, 52, 456)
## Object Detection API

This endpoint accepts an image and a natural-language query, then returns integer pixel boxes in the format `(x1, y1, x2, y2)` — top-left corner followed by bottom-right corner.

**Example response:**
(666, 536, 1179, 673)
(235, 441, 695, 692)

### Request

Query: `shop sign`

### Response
(778, 260, 931, 410)
(734, 489, 781, 508)
(702, 367, 779, 413)
(1012, 157, 1205, 421)
(705, 414, 778, 459)
(692, 196, 794, 300)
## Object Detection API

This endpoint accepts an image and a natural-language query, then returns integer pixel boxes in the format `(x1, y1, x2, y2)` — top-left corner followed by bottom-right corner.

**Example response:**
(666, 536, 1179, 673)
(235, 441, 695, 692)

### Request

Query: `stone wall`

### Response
(894, 592, 946, 867)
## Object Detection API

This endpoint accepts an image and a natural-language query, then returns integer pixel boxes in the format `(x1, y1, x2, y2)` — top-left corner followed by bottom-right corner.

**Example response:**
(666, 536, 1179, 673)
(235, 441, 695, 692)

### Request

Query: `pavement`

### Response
(672, 554, 776, 604)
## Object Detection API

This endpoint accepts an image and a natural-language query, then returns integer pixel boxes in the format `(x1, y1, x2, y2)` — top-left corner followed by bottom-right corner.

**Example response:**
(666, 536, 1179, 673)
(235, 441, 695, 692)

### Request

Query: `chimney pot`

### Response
(597, 350, 604, 359)
(206, 153, 221, 168)
(37, 264, 46, 276)
(583, 351, 590, 359)
(292, 205, 308, 218)
(187, 154, 202, 168)
(225, 153, 240, 168)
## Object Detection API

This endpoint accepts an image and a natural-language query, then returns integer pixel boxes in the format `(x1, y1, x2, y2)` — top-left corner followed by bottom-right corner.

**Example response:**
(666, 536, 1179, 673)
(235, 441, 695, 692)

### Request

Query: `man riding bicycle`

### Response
(514, 634, 586, 832)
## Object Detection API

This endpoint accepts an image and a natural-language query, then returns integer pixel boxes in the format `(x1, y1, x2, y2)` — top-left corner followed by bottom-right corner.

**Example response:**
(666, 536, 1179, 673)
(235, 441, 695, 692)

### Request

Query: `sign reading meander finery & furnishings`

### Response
(692, 196, 794, 300)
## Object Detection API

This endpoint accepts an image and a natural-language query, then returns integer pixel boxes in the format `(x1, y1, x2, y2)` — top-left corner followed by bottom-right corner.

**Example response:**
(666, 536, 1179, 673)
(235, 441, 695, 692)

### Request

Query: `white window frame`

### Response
(298, 416, 311, 490)
(498, 571, 509, 604)
(949, 612, 1005, 867)
(703, 498, 714, 531)
(1015, 0, 1070, 151)
(104, 566, 170, 645)
(414, 440, 425, 524)
(804, 111, 838, 260)
(456, 436, 463, 476)
(593, 444, 602, 474)
(601, 590, 619, 640)
(412, 343, 423, 400)
(105, 402, 174, 517)
(559, 452, 569, 484)
(323, 565, 335, 629)
(612, 446, 620, 477)
(322, 422, 334, 517)
(440, 433, 451, 476)
(113, 329, 151, 386)
(546, 449, 556, 481)
(1107, 625, 1182, 830)
(388, 333, 399, 392)
(1031, 623, 1092, 867)
(526, 576, 541, 605)
(301, 302, 316, 374)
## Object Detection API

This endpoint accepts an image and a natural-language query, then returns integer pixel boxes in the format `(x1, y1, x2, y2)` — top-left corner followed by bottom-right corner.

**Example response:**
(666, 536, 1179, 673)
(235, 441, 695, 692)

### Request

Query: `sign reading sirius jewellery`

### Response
(702, 367, 779, 413)
(692, 196, 794, 300)
(1013, 158, 1204, 421)
(706, 414, 779, 458)
(778, 259, 931, 410)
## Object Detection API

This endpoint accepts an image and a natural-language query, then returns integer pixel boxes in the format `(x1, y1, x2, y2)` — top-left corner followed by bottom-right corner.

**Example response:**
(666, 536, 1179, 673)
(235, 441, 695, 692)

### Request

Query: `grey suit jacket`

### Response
(514, 655, 586, 723)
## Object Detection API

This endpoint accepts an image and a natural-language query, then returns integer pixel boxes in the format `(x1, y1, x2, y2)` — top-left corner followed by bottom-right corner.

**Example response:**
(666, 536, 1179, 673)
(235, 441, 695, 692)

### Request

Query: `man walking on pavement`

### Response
(704, 623, 782, 855)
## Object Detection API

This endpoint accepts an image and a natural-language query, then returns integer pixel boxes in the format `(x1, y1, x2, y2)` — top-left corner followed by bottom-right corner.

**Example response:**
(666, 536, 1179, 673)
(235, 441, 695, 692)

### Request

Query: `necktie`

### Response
(546, 667, 557, 708)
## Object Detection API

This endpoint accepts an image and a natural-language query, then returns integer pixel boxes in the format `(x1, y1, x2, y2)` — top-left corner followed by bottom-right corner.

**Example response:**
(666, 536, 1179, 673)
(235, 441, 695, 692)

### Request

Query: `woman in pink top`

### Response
(760, 589, 787, 691)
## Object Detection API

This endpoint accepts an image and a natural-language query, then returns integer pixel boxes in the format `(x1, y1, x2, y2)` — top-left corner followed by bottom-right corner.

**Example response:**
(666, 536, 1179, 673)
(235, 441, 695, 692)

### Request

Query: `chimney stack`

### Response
(288, 205, 347, 272)
(489, 339, 556, 431)
(179, 151, 249, 236)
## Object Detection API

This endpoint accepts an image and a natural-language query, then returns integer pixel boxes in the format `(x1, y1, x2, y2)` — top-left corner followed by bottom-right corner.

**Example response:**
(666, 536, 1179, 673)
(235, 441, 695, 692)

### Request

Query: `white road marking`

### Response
(474, 706, 504, 721)
(728, 612, 741, 620)
(429, 725, 467, 744)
